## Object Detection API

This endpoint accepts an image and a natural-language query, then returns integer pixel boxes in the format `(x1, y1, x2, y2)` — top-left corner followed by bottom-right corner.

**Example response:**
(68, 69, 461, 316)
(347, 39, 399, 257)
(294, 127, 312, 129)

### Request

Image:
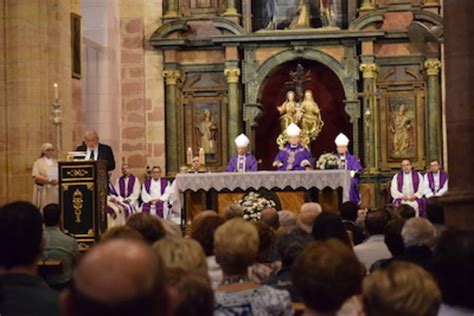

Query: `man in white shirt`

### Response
(141, 166, 171, 218)
(354, 209, 392, 272)
(424, 159, 448, 198)
(391, 159, 426, 217)
(114, 163, 141, 214)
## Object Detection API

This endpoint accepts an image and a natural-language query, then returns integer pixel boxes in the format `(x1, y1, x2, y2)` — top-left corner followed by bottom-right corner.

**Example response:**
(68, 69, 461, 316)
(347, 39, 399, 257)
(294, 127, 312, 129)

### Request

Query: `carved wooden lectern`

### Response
(59, 160, 108, 251)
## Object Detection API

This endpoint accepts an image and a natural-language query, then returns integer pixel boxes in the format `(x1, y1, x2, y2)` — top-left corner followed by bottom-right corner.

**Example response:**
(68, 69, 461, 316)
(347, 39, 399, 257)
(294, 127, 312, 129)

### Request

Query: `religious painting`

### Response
(71, 13, 82, 79)
(387, 95, 417, 160)
(187, 0, 223, 14)
(251, 0, 351, 32)
(193, 101, 220, 162)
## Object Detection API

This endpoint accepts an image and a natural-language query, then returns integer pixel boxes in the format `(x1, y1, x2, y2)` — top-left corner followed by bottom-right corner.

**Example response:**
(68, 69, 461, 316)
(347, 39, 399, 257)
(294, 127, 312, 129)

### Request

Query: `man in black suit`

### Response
(76, 129, 115, 172)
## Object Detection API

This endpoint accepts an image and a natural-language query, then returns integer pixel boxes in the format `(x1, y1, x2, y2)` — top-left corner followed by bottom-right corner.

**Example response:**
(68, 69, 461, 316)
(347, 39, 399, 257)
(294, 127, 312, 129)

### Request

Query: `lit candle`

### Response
(53, 83, 59, 100)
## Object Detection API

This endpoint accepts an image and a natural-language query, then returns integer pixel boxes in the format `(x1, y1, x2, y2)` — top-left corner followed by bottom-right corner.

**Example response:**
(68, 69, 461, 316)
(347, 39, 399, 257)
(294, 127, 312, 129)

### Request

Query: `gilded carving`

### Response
(66, 168, 89, 177)
(424, 59, 442, 76)
(163, 70, 182, 85)
(72, 188, 83, 224)
(224, 67, 241, 84)
(359, 62, 378, 79)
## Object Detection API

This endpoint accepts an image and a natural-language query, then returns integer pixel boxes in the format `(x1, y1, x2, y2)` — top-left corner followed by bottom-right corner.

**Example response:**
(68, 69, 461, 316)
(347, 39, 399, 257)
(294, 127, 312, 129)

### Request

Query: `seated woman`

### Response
(214, 219, 293, 315)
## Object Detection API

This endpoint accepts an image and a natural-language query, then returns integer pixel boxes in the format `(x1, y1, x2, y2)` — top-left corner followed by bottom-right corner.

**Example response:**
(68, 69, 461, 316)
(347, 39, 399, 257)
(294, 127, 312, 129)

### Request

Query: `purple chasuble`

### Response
(224, 154, 258, 172)
(393, 171, 426, 217)
(338, 153, 364, 204)
(142, 178, 168, 218)
(108, 183, 131, 218)
(118, 175, 136, 198)
(274, 144, 314, 171)
(426, 171, 448, 195)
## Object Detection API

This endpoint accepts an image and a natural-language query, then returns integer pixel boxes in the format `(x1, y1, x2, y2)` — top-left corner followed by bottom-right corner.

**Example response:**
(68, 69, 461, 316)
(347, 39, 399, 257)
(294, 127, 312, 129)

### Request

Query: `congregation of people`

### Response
(2, 196, 473, 316)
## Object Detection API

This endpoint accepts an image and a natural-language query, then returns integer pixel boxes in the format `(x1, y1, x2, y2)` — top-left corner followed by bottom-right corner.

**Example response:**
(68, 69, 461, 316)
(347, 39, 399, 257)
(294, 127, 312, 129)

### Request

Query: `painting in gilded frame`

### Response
(387, 95, 417, 160)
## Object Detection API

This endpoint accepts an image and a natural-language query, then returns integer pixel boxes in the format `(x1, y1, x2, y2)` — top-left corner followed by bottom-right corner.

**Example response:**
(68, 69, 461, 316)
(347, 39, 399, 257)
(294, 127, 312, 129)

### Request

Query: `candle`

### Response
(199, 147, 205, 165)
(53, 83, 59, 100)
(187, 147, 192, 165)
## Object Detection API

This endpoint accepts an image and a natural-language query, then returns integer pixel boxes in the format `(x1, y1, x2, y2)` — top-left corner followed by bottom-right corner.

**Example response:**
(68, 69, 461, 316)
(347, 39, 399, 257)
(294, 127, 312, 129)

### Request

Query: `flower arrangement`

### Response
(316, 153, 340, 170)
(236, 192, 276, 221)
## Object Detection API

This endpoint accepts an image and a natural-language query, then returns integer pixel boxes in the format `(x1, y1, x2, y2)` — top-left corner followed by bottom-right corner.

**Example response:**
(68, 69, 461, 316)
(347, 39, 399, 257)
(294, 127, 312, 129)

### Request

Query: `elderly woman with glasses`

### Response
(32, 143, 59, 211)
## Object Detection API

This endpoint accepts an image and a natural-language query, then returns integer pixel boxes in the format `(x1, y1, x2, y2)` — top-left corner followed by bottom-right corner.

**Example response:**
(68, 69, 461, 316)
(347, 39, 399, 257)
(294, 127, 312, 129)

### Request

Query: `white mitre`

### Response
(286, 123, 301, 137)
(235, 133, 250, 147)
(335, 133, 350, 146)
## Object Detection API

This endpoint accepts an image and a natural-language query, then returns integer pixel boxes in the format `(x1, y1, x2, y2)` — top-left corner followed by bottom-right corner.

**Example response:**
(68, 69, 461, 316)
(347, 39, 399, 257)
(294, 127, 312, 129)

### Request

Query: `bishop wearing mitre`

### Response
(225, 133, 258, 172)
(273, 123, 314, 171)
(334, 133, 364, 204)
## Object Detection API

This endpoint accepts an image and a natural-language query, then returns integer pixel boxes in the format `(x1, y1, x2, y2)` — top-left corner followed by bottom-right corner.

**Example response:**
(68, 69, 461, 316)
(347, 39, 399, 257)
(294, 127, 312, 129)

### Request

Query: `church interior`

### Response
(1, 0, 474, 314)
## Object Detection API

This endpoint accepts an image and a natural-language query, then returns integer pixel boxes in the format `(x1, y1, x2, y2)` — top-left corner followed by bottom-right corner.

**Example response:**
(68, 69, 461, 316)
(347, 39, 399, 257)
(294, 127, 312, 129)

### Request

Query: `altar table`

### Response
(173, 170, 352, 218)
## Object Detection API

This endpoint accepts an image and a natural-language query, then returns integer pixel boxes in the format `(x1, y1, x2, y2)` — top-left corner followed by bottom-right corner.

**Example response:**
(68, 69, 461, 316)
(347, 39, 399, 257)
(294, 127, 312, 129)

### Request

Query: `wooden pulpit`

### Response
(59, 160, 108, 251)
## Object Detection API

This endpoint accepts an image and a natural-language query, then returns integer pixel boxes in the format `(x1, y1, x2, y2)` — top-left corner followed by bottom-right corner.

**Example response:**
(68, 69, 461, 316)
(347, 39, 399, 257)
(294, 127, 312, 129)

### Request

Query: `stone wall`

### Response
(0, 0, 81, 202)
(119, 0, 165, 177)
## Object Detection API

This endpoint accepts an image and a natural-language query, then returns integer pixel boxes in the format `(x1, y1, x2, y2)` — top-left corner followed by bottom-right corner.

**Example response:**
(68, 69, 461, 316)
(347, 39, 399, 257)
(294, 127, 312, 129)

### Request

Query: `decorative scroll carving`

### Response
(72, 189, 83, 224)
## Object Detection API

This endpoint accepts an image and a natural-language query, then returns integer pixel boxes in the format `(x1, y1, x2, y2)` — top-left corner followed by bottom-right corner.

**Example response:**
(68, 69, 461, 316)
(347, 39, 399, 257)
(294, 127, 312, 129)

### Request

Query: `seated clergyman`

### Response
(224, 133, 257, 172)
(391, 159, 426, 217)
(273, 123, 314, 171)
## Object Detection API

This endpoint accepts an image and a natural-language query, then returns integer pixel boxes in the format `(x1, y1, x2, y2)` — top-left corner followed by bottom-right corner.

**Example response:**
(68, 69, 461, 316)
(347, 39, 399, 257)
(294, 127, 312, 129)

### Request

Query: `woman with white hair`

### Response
(32, 143, 59, 210)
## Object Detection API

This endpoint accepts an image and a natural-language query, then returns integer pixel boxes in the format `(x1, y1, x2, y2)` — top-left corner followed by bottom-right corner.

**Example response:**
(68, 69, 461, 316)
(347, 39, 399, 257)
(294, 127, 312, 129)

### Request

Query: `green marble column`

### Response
(225, 67, 241, 157)
(424, 58, 442, 162)
(163, 69, 181, 174)
(360, 61, 378, 173)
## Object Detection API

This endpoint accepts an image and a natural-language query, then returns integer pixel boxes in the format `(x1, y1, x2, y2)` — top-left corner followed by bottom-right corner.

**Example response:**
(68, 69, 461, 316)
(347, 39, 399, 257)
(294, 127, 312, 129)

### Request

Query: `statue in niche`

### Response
(196, 109, 218, 157)
(290, 0, 312, 29)
(276, 89, 324, 149)
(319, 0, 337, 28)
(300, 90, 324, 142)
(390, 104, 414, 157)
(277, 91, 298, 131)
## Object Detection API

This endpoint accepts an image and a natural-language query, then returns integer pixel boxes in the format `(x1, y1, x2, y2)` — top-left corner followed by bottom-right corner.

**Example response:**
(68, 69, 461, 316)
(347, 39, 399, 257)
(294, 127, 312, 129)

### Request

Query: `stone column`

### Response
(224, 66, 241, 157)
(424, 58, 442, 163)
(441, 0, 474, 230)
(359, 61, 378, 173)
(223, 0, 238, 16)
(163, 69, 181, 174)
(164, 0, 178, 18)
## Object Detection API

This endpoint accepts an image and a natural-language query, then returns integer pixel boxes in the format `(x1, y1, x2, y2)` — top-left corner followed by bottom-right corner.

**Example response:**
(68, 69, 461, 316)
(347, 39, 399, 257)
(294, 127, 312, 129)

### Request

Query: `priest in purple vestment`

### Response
(334, 133, 364, 205)
(391, 159, 426, 217)
(224, 133, 258, 172)
(424, 159, 448, 198)
(273, 123, 314, 171)
(140, 166, 171, 218)
(113, 163, 141, 214)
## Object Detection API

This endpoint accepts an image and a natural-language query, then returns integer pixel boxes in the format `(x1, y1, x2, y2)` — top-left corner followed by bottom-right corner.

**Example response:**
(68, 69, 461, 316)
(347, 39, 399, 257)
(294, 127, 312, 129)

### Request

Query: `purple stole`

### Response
(118, 175, 136, 198)
(426, 171, 448, 195)
(108, 183, 130, 218)
(142, 178, 168, 218)
(393, 171, 425, 217)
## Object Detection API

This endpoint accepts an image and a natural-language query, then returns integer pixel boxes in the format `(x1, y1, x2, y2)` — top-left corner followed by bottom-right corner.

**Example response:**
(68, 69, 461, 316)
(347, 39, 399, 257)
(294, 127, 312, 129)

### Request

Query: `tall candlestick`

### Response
(187, 147, 192, 165)
(53, 83, 59, 100)
(199, 147, 205, 165)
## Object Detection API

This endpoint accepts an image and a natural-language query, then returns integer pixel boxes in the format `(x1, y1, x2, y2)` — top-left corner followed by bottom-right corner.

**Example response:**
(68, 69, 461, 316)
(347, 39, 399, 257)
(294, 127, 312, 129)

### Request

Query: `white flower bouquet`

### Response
(236, 192, 276, 222)
(316, 153, 339, 170)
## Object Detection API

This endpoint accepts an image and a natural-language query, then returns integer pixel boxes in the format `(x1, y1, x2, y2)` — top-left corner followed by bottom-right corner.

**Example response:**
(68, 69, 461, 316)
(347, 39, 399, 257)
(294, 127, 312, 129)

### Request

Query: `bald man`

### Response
(260, 208, 280, 230)
(60, 239, 173, 316)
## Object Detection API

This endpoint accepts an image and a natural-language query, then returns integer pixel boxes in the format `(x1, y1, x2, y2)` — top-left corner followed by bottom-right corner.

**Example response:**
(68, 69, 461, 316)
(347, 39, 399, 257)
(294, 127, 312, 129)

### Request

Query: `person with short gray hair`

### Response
(76, 129, 115, 172)
(397, 217, 436, 272)
(297, 203, 321, 233)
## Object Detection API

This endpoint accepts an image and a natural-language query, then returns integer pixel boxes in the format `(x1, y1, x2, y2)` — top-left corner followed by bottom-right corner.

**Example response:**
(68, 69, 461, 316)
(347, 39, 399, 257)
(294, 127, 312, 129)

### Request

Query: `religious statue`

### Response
(319, 0, 337, 28)
(300, 90, 324, 142)
(277, 89, 323, 149)
(289, 0, 312, 29)
(390, 104, 414, 157)
(196, 109, 218, 157)
(277, 91, 298, 131)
